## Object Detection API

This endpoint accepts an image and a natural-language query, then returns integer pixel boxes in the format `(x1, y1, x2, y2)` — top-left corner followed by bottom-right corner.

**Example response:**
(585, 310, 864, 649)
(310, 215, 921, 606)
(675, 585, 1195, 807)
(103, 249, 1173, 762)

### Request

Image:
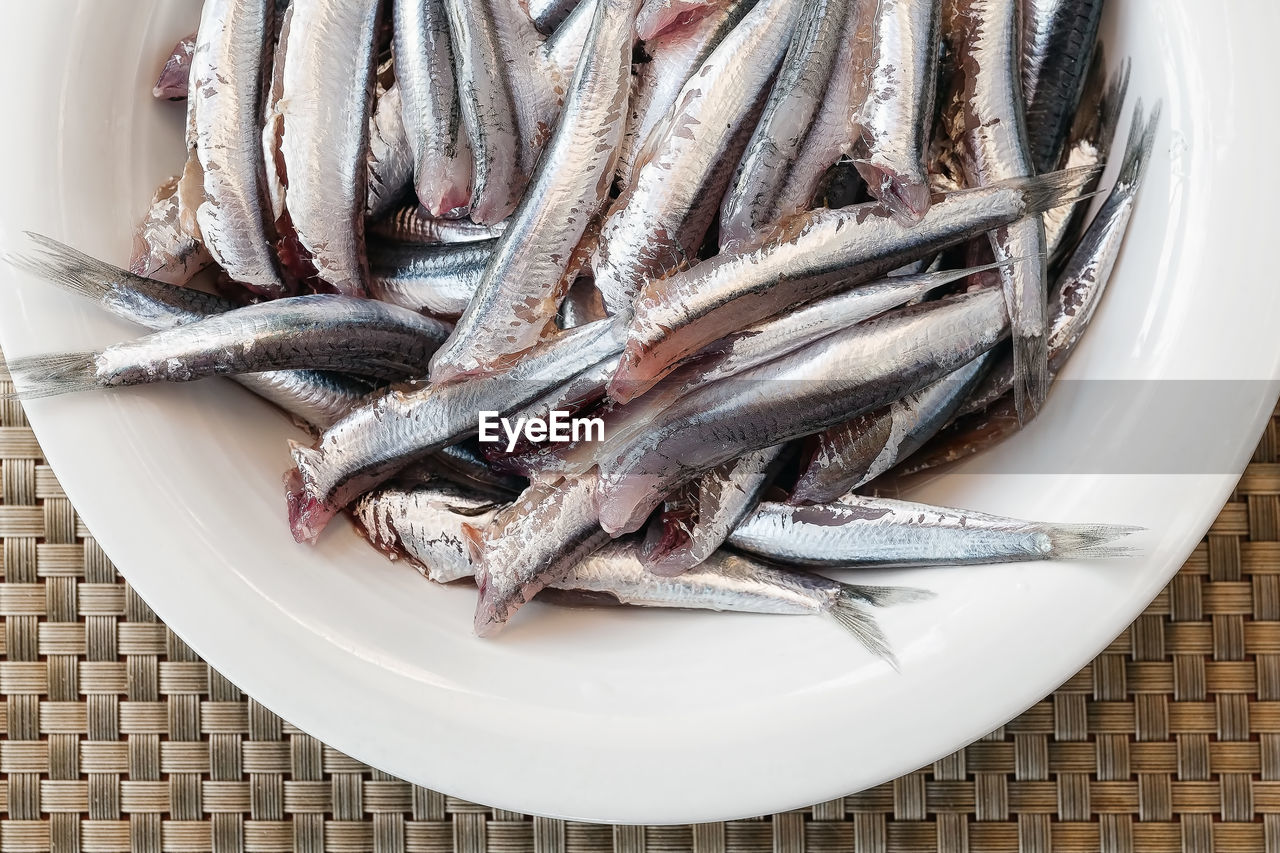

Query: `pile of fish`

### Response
(6, 0, 1159, 661)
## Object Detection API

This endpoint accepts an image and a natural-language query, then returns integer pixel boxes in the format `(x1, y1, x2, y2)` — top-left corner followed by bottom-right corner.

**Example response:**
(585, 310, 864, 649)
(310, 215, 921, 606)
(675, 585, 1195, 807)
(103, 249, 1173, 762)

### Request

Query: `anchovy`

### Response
(1042, 56, 1128, 265)
(527, 0, 584, 33)
(848, 0, 942, 222)
(592, 0, 802, 314)
(719, 0, 852, 247)
(368, 205, 508, 244)
(1020, 0, 1103, 174)
(192, 0, 286, 297)
(429, 0, 640, 383)
(543, 0, 602, 77)
(355, 482, 924, 661)
(286, 318, 625, 542)
(393, 0, 474, 219)
(940, 0, 1048, 421)
(616, 0, 755, 192)
(471, 471, 610, 635)
(154, 33, 196, 100)
(432, 442, 529, 495)
(367, 237, 494, 318)
(608, 168, 1097, 404)
(443, 0, 559, 224)
(790, 350, 995, 504)
(6, 294, 451, 398)
(596, 288, 1010, 534)
(366, 84, 416, 219)
(728, 495, 1140, 567)
(895, 101, 1160, 479)
(5, 234, 373, 430)
(641, 445, 786, 576)
(130, 177, 214, 286)
(279, 0, 382, 294)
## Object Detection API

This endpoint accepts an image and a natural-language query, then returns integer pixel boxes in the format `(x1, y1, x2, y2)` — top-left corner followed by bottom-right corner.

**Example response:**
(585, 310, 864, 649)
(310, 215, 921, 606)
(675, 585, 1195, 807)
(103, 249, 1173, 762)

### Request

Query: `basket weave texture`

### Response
(3, 356, 1279, 852)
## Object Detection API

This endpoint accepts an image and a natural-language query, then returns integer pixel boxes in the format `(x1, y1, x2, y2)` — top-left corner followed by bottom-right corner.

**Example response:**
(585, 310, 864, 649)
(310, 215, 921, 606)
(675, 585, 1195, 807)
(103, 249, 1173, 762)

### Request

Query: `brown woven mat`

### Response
(3, 359, 1279, 853)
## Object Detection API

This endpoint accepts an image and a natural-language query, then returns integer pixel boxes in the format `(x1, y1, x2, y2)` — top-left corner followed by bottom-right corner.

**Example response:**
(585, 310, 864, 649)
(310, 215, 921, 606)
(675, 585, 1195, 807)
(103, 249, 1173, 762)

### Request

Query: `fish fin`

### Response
(1098, 59, 1133, 153)
(1012, 166, 1106, 217)
(826, 594, 899, 672)
(4, 233, 140, 302)
(4, 352, 100, 399)
(1116, 99, 1162, 193)
(1043, 523, 1145, 560)
(1011, 332, 1050, 423)
(459, 522, 486, 564)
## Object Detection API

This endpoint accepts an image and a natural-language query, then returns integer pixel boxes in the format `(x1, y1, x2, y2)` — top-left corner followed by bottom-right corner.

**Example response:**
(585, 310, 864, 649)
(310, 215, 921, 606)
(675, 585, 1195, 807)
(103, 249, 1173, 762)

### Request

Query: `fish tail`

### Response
(4, 352, 100, 399)
(5, 233, 130, 302)
(1014, 166, 1105, 217)
(1042, 522, 1145, 560)
(1116, 99, 1162, 192)
(1099, 59, 1134, 148)
(1011, 331, 1050, 423)
(827, 583, 936, 671)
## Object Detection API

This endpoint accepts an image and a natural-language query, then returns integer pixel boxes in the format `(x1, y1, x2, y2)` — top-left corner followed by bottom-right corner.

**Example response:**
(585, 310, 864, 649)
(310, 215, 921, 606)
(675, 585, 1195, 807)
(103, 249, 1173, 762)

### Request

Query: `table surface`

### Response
(3, 357, 1279, 853)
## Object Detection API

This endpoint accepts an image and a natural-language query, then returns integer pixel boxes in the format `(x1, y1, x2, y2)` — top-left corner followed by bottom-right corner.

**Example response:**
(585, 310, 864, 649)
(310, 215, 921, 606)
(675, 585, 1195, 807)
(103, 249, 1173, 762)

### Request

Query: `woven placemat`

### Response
(2, 357, 1279, 853)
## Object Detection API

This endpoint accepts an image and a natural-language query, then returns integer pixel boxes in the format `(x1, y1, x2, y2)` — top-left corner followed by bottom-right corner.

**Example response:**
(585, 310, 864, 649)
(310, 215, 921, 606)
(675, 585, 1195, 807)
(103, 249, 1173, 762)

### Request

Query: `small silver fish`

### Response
(368, 205, 508, 244)
(279, 0, 383, 294)
(428, 0, 640, 383)
(1020, 0, 1104, 174)
(366, 84, 416, 220)
(609, 168, 1097, 404)
(596, 288, 1010, 534)
(592, 0, 802, 314)
(848, 0, 942, 222)
(286, 318, 625, 542)
(527, 0, 584, 33)
(641, 445, 786, 576)
(393, 0, 474, 219)
(6, 234, 374, 430)
(192, 0, 286, 297)
(719, 0, 853, 246)
(7, 294, 450, 397)
(367, 237, 494, 319)
(728, 494, 1141, 567)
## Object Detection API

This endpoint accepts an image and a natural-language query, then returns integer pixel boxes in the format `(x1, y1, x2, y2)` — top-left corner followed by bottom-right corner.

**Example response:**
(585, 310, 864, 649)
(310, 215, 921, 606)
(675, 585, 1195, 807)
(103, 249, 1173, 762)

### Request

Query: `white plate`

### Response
(1, 0, 1278, 825)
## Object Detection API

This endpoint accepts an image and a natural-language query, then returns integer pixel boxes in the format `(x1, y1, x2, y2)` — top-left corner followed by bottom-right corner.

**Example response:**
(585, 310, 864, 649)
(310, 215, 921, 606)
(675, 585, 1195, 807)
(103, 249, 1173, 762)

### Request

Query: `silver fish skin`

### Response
(849, 0, 942, 223)
(891, 103, 1160, 481)
(542, 0, 601, 77)
(368, 205, 508, 244)
(432, 442, 529, 495)
(719, 0, 851, 247)
(1042, 56, 1128, 265)
(393, 0, 474, 219)
(354, 480, 505, 583)
(1020, 0, 1103, 174)
(192, 0, 285, 297)
(443, 0, 557, 224)
(641, 445, 786, 576)
(528, 0, 584, 32)
(636, 0, 719, 39)
(472, 471, 610, 636)
(728, 495, 1140, 568)
(790, 350, 995, 504)
(941, 0, 1048, 422)
(616, 1, 752, 192)
(7, 295, 452, 398)
(5, 235, 371, 431)
(285, 318, 624, 542)
(592, 0, 802, 315)
(129, 177, 213, 286)
(279, 0, 382, 295)
(367, 238, 494, 318)
(596, 288, 1010, 534)
(366, 85, 416, 219)
(154, 33, 196, 100)
(958, 101, 1158, 421)
(354, 485, 920, 661)
(429, 0, 640, 383)
(608, 168, 1098, 404)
